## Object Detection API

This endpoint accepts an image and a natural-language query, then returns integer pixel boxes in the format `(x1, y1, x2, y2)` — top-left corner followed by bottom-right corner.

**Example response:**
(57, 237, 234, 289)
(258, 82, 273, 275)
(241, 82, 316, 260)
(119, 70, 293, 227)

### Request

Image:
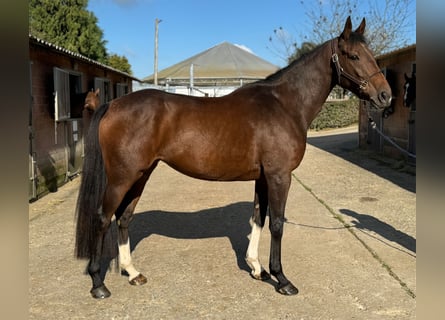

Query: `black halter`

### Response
(331, 39, 381, 90)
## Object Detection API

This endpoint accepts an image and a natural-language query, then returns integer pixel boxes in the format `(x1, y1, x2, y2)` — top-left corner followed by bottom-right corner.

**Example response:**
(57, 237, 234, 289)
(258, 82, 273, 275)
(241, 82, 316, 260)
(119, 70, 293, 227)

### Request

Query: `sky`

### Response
(87, 0, 416, 80)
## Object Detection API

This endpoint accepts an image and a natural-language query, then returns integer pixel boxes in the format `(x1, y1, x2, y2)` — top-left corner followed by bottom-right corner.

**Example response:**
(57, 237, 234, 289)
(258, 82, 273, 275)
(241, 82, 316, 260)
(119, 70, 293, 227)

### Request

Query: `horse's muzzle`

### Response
(379, 91, 392, 107)
(370, 90, 392, 109)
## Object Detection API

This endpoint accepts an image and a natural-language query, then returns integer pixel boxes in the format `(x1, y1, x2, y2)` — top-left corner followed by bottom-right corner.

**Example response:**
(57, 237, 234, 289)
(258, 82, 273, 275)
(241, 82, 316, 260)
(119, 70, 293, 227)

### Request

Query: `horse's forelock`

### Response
(349, 32, 367, 44)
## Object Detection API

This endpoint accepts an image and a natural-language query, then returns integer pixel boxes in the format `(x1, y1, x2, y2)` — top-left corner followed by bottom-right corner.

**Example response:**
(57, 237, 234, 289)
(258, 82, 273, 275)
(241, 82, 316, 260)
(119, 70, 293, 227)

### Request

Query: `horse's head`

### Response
(403, 72, 416, 108)
(84, 88, 100, 112)
(332, 16, 392, 109)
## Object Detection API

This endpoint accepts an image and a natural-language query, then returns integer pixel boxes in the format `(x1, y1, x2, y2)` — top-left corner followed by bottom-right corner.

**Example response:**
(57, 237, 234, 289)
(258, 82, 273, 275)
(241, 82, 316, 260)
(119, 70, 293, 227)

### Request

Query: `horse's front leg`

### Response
(267, 172, 299, 295)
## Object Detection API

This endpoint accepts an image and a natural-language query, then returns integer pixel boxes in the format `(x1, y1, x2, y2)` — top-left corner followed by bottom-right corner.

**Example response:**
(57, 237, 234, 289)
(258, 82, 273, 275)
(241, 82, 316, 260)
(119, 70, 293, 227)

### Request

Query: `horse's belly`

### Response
(162, 151, 261, 182)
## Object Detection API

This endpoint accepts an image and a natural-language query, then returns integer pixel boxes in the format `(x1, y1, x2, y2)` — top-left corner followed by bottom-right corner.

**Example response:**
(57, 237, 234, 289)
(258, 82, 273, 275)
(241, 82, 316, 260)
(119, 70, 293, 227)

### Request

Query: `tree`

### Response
(270, 0, 415, 62)
(107, 54, 133, 75)
(300, 0, 415, 55)
(268, 27, 298, 63)
(287, 41, 317, 64)
(29, 0, 107, 63)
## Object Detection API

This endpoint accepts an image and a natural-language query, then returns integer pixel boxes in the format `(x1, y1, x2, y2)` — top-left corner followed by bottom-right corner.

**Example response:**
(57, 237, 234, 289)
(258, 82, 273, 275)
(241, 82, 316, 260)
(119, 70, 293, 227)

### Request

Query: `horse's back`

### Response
(99, 88, 304, 181)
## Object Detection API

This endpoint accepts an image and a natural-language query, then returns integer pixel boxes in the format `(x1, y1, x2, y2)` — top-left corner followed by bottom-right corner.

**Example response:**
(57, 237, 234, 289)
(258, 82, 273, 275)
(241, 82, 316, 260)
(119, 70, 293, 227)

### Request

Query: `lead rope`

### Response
(366, 106, 416, 160)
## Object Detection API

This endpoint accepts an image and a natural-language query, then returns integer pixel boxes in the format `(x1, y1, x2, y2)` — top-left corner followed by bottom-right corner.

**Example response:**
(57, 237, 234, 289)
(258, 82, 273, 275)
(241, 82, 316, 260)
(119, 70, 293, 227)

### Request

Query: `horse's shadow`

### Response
(340, 209, 416, 256)
(126, 201, 254, 273)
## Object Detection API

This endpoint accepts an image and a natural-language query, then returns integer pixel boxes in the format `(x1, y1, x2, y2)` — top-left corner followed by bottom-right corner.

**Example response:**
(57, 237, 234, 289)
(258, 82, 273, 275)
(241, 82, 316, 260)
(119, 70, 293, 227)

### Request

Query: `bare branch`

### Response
(270, 0, 415, 60)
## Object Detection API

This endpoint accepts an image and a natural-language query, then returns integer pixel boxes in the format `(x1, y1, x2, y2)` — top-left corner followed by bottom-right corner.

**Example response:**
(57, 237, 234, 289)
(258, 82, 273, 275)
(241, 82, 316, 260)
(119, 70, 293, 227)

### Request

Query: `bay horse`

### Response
(84, 88, 101, 112)
(75, 16, 392, 299)
(403, 72, 416, 109)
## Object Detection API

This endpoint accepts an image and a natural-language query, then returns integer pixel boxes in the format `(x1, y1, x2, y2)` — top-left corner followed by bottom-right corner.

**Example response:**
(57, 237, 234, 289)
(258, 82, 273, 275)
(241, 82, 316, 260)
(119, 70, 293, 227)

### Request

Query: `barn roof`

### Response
(142, 41, 279, 86)
(29, 34, 141, 82)
(375, 44, 416, 61)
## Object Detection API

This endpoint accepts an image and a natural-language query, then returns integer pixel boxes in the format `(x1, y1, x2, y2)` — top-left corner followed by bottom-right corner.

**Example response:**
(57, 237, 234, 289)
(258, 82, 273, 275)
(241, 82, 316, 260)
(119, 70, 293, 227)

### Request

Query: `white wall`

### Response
(132, 81, 240, 97)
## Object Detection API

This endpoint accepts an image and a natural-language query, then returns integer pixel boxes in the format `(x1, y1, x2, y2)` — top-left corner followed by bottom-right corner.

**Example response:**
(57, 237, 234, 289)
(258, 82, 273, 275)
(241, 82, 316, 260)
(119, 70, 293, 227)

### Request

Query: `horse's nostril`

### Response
(379, 91, 391, 105)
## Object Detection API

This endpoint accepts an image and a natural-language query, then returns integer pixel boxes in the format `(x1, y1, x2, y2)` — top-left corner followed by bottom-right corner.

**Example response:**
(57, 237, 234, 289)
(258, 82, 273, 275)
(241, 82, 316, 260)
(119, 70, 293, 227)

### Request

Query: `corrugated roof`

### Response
(376, 44, 416, 61)
(143, 42, 279, 85)
(29, 34, 141, 82)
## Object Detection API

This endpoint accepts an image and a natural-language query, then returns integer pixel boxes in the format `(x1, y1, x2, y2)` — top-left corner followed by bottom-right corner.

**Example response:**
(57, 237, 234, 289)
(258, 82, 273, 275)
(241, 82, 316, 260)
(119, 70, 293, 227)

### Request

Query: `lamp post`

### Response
(154, 18, 162, 86)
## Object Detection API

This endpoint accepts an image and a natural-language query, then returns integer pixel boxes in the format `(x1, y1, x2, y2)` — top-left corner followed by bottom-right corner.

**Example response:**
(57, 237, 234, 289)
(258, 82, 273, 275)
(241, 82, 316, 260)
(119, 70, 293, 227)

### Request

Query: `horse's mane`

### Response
(262, 33, 367, 83)
(263, 45, 322, 82)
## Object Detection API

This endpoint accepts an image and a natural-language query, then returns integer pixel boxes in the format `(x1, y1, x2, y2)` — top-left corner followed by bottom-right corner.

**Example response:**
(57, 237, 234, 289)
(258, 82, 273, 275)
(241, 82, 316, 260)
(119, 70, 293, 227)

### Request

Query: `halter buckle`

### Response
(359, 80, 368, 90)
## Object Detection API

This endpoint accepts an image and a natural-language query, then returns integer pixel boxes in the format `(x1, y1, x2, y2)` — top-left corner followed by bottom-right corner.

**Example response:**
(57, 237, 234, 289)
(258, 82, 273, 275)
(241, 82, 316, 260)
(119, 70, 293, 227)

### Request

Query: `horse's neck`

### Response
(272, 41, 335, 130)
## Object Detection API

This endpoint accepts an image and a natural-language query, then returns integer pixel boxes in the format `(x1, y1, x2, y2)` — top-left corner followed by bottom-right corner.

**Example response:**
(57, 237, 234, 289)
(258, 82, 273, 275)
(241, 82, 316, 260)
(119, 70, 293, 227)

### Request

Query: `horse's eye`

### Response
(350, 54, 359, 61)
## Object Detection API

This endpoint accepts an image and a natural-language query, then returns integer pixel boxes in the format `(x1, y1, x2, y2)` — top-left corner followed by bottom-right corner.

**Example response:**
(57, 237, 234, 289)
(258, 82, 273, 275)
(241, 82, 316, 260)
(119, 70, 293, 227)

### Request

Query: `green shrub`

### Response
(310, 98, 359, 131)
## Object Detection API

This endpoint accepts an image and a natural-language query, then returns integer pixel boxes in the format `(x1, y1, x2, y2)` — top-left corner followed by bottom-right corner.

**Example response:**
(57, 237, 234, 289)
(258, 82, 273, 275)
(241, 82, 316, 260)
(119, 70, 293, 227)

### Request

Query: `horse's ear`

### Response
(354, 18, 366, 34)
(340, 16, 352, 40)
(94, 88, 100, 96)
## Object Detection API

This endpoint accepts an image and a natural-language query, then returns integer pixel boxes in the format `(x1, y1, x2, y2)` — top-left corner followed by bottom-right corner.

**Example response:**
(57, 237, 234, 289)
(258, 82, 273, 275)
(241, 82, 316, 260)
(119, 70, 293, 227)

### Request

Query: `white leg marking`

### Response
(404, 82, 409, 103)
(246, 218, 265, 279)
(118, 239, 140, 280)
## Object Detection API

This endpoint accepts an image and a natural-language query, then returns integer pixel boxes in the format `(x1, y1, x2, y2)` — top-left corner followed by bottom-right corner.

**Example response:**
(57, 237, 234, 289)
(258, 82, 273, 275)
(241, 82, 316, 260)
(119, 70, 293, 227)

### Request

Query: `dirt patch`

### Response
(29, 128, 415, 319)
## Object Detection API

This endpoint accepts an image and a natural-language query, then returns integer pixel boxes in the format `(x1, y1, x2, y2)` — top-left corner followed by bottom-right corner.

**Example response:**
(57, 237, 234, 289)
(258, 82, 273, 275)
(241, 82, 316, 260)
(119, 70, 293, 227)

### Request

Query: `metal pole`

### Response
(189, 63, 194, 95)
(154, 18, 162, 86)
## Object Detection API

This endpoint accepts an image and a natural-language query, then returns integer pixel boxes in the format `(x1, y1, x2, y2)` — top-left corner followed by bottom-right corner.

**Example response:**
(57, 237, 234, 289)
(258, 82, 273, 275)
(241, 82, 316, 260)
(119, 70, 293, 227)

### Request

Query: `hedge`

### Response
(309, 98, 359, 131)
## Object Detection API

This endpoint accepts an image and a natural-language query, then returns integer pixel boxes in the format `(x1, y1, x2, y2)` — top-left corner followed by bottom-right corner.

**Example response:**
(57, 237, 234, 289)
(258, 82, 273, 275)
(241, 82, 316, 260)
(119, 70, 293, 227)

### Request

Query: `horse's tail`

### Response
(75, 103, 109, 259)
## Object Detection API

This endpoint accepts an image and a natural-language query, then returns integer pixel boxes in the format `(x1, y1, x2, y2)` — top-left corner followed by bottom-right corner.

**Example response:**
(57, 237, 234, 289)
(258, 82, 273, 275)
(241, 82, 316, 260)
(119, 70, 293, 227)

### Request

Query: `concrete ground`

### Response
(29, 125, 416, 319)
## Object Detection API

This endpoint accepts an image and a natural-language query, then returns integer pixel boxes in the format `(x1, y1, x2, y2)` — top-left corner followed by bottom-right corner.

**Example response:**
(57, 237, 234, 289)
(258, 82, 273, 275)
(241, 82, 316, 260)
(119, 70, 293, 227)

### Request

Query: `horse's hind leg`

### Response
(246, 176, 270, 280)
(87, 214, 113, 299)
(115, 168, 155, 286)
(88, 179, 140, 298)
(116, 198, 147, 286)
(87, 184, 129, 298)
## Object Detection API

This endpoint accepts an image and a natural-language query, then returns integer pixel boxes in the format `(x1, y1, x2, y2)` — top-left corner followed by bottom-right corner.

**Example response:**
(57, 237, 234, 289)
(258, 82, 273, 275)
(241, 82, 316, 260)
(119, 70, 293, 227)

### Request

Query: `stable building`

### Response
(29, 34, 141, 200)
(359, 44, 416, 164)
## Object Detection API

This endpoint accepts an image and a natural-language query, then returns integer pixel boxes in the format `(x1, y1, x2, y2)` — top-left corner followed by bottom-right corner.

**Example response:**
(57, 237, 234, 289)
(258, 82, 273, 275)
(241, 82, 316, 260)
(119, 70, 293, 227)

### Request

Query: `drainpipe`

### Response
(29, 61, 37, 200)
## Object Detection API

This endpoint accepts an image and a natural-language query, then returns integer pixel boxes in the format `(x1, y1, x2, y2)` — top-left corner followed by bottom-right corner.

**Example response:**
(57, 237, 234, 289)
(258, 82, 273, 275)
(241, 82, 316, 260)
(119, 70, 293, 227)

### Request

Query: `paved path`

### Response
(29, 126, 416, 319)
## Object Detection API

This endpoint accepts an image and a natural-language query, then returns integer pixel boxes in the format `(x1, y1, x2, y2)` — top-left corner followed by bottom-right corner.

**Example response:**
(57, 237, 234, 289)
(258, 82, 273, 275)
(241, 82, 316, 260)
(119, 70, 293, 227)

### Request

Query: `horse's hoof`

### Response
(129, 273, 147, 286)
(277, 282, 299, 295)
(90, 285, 111, 299)
(250, 270, 271, 281)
